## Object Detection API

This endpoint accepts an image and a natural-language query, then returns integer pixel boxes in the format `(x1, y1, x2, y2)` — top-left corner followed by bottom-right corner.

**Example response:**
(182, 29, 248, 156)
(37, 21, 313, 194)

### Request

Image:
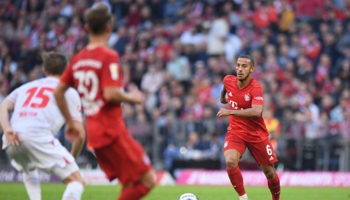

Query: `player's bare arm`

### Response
(54, 83, 80, 140)
(220, 87, 228, 104)
(216, 104, 263, 118)
(103, 86, 143, 104)
(54, 83, 86, 156)
(54, 83, 72, 122)
(70, 120, 86, 158)
(0, 98, 21, 146)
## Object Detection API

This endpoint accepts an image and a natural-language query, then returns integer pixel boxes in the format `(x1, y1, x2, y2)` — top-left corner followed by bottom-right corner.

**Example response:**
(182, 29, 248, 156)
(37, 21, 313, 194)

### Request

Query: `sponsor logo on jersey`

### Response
(224, 141, 228, 148)
(229, 92, 233, 97)
(244, 94, 250, 101)
(229, 100, 238, 109)
(269, 156, 274, 161)
(254, 96, 264, 100)
(19, 111, 38, 117)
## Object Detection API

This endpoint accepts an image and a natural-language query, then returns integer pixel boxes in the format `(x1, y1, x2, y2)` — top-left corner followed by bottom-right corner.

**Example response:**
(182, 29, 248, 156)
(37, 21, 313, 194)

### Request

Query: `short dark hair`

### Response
(42, 51, 67, 75)
(237, 55, 255, 67)
(84, 4, 112, 35)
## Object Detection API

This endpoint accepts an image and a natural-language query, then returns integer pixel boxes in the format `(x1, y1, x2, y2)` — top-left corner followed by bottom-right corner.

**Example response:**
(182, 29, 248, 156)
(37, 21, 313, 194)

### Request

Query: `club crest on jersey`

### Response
(229, 92, 233, 97)
(244, 94, 250, 101)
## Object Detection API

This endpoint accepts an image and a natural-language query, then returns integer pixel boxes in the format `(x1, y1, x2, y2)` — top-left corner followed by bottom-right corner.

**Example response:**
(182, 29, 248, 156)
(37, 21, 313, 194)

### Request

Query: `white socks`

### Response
(239, 194, 248, 200)
(62, 181, 84, 200)
(23, 170, 41, 200)
(23, 171, 84, 200)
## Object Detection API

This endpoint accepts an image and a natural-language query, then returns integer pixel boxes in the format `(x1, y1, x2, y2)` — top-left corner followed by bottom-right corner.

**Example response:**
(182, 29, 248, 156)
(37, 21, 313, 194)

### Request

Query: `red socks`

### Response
(118, 183, 151, 200)
(227, 166, 280, 200)
(268, 174, 280, 200)
(226, 166, 246, 196)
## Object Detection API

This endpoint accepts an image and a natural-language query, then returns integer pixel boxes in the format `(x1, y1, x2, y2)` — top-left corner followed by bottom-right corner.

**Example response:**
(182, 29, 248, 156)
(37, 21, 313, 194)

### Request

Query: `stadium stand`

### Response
(0, 0, 350, 173)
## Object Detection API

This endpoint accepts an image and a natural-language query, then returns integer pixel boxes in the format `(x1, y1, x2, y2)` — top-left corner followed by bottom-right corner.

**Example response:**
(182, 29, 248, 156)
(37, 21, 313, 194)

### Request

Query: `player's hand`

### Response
(220, 96, 228, 104)
(216, 108, 231, 118)
(129, 85, 144, 104)
(65, 121, 80, 142)
(5, 128, 21, 146)
(132, 90, 144, 104)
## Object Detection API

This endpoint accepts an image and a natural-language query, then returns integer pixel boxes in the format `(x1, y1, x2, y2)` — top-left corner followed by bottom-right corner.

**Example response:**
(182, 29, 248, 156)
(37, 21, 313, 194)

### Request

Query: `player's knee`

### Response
(147, 176, 156, 189)
(141, 170, 156, 189)
(64, 177, 85, 186)
(225, 158, 239, 169)
(64, 171, 86, 186)
(224, 150, 240, 169)
(77, 177, 86, 186)
(263, 168, 275, 179)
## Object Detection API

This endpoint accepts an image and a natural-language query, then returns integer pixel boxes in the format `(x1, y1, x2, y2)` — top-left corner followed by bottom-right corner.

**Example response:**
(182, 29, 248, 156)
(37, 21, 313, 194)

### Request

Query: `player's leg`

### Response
(139, 169, 156, 189)
(22, 169, 41, 200)
(247, 139, 280, 200)
(38, 139, 85, 200)
(261, 164, 280, 200)
(223, 134, 248, 199)
(51, 160, 84, 200)
(94, 132, 154, 200)
(118, 170, 156, 200)
(61, 170, 85, 200)
(117, 137, 155, 200)
(6, 141, 41, 200)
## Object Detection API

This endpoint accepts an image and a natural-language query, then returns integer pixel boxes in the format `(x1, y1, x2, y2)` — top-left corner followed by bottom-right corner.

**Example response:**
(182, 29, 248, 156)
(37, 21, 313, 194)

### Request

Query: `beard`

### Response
(237, 72, 250, 82)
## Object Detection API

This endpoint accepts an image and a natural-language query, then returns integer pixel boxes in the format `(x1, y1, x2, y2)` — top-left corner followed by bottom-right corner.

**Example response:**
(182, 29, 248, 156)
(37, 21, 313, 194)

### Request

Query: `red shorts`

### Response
(94, 132, 152, 185)
(224, 133, 278, 165)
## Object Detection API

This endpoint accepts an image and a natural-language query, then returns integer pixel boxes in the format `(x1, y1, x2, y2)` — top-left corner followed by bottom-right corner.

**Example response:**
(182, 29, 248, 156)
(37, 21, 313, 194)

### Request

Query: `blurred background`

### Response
(0, 0, 350, 178)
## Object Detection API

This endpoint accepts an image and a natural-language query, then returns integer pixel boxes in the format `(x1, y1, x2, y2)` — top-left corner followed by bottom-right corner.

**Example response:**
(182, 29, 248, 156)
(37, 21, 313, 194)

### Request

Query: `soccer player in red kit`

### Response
(54, 4, 155, 200)
(216, 55, 280, 200)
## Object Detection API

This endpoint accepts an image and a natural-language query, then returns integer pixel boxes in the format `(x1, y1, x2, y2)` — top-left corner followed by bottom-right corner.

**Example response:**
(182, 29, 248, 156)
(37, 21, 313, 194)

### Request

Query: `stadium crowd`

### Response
(0, 0, 350, 171)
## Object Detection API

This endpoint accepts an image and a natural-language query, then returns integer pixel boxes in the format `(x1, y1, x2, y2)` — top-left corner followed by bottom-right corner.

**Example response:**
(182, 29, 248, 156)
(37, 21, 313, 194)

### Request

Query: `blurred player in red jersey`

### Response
(54, 4, 155, 200)
(216, 55, 280, 200)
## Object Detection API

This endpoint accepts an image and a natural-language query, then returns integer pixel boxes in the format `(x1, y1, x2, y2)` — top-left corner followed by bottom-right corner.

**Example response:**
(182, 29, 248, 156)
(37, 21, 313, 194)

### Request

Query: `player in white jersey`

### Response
(0, 52, 85, 200)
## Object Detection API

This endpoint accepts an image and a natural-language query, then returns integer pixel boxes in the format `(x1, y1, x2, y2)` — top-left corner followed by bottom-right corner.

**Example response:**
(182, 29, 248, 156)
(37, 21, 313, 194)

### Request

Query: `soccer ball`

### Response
(178, 193, 199, 200)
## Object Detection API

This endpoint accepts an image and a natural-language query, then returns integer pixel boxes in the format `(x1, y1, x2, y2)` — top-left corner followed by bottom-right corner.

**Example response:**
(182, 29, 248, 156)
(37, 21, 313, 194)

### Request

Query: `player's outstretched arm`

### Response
(216, 104, 263, 118)
(0, 99, 20, 146)
(70, 120, 86, 158)
(103, 86, 143, 104)
(220, 87, 228, 104)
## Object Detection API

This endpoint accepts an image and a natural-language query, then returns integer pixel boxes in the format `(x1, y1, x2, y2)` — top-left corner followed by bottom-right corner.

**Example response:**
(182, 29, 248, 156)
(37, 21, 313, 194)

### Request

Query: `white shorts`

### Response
(5, 138, 79, 180)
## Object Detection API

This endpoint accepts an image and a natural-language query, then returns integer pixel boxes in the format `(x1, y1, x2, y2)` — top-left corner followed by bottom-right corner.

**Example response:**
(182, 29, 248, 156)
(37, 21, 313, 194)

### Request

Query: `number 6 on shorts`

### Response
(266, 144, 272, 156)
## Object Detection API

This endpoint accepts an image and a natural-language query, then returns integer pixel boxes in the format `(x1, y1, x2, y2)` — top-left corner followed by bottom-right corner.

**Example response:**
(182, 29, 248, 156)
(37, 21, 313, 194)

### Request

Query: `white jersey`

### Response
(2, 77, 82, 147)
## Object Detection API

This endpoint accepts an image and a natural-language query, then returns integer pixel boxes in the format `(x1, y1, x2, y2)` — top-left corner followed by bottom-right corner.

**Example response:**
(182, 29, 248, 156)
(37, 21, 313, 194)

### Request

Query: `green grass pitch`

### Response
(0, 183, 349, 200)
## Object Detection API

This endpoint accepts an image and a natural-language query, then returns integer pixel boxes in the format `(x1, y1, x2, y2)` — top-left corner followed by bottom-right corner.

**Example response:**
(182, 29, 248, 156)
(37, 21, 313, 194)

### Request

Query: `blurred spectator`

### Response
(166, 50, 191, 82)
(207, 12, 229, 56)
(141, 64, 163, 93)
(279, 1, 295, 32)
(114, 26, 128, 55)
(330, 96, 349, 122)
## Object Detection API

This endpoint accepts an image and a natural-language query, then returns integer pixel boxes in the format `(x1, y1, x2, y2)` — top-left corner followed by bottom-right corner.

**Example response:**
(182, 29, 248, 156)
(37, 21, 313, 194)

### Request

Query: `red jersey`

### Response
(60, 47, 127, 148)
(223, 75, 269, 142)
